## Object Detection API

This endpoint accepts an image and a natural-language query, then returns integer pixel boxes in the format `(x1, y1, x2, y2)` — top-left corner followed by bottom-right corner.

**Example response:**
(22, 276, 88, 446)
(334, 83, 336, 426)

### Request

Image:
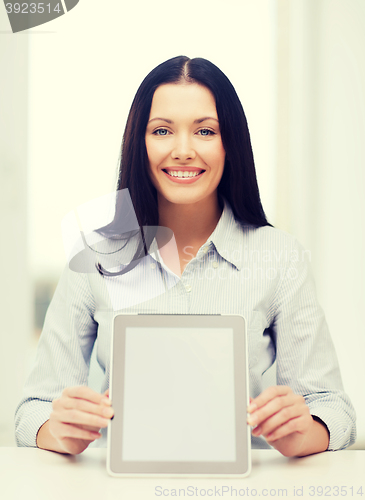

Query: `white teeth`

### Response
(166, 170, 201, 178)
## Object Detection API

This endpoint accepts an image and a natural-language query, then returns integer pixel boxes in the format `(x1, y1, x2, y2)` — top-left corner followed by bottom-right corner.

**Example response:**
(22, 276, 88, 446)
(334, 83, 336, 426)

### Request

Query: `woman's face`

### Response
(145, 83, 226, 208)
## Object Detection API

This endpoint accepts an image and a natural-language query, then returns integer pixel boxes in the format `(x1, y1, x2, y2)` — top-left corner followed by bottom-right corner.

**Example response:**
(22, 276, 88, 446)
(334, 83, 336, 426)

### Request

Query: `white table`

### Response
(1, 448, 364, 500)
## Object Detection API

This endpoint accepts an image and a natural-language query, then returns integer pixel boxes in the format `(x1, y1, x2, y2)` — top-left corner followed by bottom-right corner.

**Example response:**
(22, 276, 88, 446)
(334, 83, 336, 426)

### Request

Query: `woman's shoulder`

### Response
(220, 199, 303, 257)
(222, 199, 298, 249)
(236, 223, 308, 268)
(243, 223, 298, 246)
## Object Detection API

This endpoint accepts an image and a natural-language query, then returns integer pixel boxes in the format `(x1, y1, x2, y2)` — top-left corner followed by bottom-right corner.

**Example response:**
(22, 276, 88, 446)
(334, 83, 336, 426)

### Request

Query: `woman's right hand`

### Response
(36, 386, 114, 455)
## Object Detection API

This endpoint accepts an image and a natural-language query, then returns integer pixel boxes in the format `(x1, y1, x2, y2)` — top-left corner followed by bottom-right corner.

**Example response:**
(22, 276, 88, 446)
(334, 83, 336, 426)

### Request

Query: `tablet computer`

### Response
(107, 314, 250, 478)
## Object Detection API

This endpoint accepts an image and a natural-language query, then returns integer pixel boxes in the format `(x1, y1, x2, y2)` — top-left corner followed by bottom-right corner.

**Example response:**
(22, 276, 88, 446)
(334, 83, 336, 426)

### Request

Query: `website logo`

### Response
(3, 0, 79, 33)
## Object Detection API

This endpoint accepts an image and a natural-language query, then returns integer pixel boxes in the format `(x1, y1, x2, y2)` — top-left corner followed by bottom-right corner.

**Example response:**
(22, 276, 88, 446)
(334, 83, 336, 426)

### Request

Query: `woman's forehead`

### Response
(149, 83, 218, 120)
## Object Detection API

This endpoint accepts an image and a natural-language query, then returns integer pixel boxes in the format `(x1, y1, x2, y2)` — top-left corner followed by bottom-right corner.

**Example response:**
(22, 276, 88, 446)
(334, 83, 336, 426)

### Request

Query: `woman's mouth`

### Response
(162, 168, 205, 183)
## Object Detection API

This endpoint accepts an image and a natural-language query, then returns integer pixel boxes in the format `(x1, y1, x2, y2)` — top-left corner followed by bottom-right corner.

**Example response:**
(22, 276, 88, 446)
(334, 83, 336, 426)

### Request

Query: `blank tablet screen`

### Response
(121, 327, 236, 462)
(108, 314, 250, 476)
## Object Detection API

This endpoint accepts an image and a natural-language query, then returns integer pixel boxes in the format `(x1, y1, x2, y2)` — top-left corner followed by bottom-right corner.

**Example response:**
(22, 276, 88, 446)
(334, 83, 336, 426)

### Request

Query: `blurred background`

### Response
(0, 0, 364, 447)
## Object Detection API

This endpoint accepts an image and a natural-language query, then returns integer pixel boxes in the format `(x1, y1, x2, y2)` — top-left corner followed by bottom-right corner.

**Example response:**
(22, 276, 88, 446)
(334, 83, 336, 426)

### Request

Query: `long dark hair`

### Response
(97, 56, 271, 276)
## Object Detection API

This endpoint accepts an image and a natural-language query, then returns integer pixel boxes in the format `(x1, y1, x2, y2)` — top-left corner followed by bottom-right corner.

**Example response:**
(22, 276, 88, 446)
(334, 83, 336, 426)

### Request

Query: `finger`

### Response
(61, 396, 114, 418)
(104, 388, 109, 398)
(247, 394, 296, 427)
(265, 415, 309, 443)
(82, 424, 104, 432)
(247, 386, 292, 413)
(57, 408, 111, 429)
(252, 402, 306, 437)
(57, 422, 102, 441)
(63, 386, 111, 406)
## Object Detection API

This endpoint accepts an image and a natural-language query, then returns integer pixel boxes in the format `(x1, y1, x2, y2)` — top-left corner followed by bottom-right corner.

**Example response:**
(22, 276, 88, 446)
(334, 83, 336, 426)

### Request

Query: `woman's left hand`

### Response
(247, 386, 315, 457)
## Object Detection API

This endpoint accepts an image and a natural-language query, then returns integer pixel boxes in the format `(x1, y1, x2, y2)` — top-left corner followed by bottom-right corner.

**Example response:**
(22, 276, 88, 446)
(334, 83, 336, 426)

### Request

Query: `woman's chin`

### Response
(158, 191, 206, 206)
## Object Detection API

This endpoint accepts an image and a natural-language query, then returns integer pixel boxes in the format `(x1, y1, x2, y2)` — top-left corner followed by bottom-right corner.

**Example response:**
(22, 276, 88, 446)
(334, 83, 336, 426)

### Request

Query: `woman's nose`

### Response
(171, 135, 196, 161)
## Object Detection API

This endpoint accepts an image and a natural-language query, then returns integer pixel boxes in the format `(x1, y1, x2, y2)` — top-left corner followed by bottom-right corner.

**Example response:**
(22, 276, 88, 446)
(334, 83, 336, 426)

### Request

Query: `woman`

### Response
(15, 56, 356, 457)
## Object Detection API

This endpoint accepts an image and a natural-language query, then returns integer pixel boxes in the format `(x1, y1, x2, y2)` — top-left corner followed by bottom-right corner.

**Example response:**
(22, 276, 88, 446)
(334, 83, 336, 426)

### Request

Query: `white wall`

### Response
(315, 0, 365, 448)
(277, 0, 365, 448)
(0, 12, 31, 443)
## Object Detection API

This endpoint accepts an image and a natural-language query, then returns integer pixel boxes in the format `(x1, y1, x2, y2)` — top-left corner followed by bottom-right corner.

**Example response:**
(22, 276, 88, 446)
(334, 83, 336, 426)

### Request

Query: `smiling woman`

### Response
(15, 56, 356, 458)
(115, 56, 269, 231)
(103, 56, 271, 278)
(146, 84, 225, 204)
(145, 83, 227, 272)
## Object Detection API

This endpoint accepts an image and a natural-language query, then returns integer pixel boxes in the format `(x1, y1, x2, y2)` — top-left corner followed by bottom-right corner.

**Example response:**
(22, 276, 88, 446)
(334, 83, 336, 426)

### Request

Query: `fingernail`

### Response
(247, 403, 257, 413)
(102, 397, 112, 406)
(252, 426, 262, 436)
(247, 415, 258, 426)
(111, 415, 114, 421)
(103, 407, 114, 418)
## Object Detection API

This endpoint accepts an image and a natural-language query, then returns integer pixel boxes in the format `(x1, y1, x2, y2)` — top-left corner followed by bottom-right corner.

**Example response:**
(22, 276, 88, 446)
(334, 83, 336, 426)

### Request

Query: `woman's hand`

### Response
(37, 386, 114, 455)
(247, 386, 329, 457)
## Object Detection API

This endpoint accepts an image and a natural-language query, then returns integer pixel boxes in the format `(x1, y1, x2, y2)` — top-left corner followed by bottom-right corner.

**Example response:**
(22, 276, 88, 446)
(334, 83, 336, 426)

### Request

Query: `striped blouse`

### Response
(14, 200, 356, 450)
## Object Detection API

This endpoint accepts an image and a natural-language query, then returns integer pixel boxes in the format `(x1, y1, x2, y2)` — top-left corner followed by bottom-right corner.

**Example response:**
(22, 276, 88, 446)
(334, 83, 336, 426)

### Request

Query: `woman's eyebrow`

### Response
(147, 117, 219, 124)
(148, 117, 173, 124)
(194, 117, 219, 124)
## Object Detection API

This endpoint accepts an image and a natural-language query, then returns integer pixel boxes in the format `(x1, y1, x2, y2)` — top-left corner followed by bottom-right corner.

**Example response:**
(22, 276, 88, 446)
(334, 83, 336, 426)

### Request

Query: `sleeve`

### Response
(272, 237, 356, 451)
(14, 265, 98, 447)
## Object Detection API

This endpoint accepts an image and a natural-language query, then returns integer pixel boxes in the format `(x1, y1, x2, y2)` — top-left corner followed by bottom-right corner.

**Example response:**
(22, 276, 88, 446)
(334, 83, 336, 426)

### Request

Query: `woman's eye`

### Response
(153, 128, 169, 136)
(198, 129, 215, 136)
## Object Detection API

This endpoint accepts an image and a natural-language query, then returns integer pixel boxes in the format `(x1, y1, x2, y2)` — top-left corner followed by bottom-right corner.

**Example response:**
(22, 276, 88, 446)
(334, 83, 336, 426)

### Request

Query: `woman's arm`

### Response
(15, 265, 99, 448)
(251, 236, 356, 455)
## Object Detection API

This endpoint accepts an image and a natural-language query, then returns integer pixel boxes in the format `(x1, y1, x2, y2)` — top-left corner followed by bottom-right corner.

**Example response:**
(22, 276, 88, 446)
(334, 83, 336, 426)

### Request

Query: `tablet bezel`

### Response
(107, 314, 251, 478)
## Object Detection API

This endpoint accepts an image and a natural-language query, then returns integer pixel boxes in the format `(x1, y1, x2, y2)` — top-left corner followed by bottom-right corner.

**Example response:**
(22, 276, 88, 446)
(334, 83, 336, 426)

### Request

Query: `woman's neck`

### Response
(155, 195, 223, 276)
(157, 195, 222, 249)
